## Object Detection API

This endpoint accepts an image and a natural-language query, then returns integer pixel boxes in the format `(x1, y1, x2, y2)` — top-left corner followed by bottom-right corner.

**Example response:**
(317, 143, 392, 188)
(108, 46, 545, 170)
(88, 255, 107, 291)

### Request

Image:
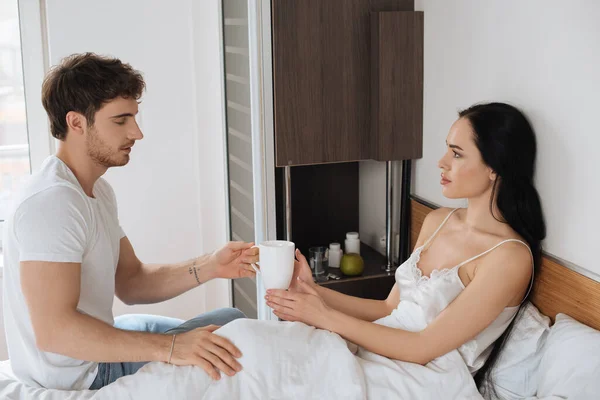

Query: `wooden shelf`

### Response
(320, 243, 393, 284)
(317, 243, 396, 300)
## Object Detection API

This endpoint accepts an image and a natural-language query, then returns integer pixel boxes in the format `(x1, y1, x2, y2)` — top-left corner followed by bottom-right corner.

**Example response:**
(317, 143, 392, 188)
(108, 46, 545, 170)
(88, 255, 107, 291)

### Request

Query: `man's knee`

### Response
(196, 307, 246, 327)
(204, 307, 248, 325)
(114, 314, 150, 332)
(216, 307, 246, 323)
(114, 314, 183, 333)
(165, 308, 247, 335)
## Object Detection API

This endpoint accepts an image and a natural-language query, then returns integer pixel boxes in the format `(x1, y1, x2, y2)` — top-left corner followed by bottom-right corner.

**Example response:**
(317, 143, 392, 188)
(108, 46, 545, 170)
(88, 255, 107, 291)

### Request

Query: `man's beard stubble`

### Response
(86, 126, 129, 168)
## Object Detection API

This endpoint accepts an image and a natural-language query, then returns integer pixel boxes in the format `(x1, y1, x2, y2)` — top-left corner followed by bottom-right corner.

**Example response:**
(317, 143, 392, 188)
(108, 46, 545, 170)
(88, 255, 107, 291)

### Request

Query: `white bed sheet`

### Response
(0, 359, 208, 400)
(0, 360, 95, 400)
(0, 319, 484, 400)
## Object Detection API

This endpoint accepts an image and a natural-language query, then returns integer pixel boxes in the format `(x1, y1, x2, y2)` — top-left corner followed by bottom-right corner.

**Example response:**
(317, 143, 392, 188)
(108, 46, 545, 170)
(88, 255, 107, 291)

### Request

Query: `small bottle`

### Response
(327, 243, 343, 268)
(345, 232, 360, 255)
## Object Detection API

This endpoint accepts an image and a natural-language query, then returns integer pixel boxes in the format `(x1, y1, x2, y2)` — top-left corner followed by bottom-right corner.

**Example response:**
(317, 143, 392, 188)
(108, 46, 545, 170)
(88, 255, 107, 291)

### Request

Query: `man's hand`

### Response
(168, 325, 243, 380)
(209, 242, 259, 280)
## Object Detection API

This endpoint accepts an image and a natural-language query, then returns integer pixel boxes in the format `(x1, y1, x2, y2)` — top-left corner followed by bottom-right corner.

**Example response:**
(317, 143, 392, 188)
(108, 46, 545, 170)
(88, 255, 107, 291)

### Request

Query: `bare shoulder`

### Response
(488, 240, 532, 268)
(426, 207, 457, 222)
(422, 207, 458, 233)
(479, 240, 533, 289)
(414, 207, 460, 249)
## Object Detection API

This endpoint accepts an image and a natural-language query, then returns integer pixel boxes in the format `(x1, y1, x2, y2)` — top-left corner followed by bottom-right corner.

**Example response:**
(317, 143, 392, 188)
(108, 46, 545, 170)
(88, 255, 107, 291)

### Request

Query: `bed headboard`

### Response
(410, 197, 600, 329)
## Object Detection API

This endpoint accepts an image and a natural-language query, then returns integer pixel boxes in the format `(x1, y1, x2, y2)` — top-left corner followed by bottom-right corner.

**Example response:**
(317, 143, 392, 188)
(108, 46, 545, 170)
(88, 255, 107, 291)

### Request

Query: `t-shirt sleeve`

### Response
(14, 186, 90, 263)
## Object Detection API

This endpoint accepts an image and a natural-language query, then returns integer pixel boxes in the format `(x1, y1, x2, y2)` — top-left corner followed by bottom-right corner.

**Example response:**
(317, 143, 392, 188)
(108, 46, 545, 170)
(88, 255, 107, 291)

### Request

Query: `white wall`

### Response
(417, 0, 599, 277)
(361, 1, 600, 279)
(0, 0, 230, 361)
(44, 0, 230, 319)
(359, 161, 387, 253)
(359, 161, 402, 260)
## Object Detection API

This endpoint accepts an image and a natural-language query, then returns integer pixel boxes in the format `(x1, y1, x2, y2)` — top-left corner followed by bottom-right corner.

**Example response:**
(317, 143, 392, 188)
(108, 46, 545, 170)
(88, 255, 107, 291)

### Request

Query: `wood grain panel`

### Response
(371, 11, 423, 161)
(531, 257, 600, 329)
(370, 0, 414, 10)
(272, 0, 325, 166)
(409, 198, 600, 330)
(409, 198, 435, 250)
(272, 0, 415, 166)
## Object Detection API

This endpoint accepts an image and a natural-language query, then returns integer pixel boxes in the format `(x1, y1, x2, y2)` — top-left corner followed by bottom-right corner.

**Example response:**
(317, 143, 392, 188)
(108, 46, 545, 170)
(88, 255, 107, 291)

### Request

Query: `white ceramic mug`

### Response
(251, 240, 295, 290)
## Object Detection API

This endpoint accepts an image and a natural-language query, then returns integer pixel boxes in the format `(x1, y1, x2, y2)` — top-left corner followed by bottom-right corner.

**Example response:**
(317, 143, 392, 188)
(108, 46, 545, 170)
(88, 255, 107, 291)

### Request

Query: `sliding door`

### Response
(221, 0, 276, 320)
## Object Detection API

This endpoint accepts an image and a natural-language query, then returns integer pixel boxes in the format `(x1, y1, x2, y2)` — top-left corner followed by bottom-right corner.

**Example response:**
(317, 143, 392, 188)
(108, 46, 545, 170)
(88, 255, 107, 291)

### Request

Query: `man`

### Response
(2, 53, 258, 390)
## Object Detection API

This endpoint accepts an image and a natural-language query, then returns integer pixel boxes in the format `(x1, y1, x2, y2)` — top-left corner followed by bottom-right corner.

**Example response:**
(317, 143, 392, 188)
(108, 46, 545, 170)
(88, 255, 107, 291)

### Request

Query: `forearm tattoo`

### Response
(188, 261, 201, 285)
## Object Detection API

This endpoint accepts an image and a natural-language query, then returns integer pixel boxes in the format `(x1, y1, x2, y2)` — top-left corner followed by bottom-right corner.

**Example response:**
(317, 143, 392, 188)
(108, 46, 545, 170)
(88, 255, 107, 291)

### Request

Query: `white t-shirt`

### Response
(2, 155, 125, 390)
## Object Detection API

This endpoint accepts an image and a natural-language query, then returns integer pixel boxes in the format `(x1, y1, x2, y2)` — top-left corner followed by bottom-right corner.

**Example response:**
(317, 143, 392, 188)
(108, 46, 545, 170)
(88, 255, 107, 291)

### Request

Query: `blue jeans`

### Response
(89, 307, 246, 389)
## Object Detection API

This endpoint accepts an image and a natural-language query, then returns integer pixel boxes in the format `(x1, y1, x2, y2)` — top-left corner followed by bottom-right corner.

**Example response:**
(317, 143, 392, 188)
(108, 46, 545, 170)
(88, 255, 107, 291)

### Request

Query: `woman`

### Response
(266, 102, 546, 395)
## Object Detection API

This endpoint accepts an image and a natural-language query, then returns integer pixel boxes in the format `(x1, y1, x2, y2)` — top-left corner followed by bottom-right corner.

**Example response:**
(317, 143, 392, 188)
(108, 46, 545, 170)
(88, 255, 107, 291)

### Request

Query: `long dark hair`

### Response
(458, 102, 546, 397)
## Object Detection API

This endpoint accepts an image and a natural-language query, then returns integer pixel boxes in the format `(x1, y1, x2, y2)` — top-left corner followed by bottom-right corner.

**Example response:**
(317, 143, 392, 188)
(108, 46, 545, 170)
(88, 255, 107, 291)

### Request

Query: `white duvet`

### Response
(0, 318, 486, 400)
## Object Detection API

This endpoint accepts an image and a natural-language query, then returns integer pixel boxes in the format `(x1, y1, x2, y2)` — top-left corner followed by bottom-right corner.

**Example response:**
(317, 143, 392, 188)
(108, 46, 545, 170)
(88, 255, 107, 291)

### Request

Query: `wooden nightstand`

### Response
(316, 243, 396, 300)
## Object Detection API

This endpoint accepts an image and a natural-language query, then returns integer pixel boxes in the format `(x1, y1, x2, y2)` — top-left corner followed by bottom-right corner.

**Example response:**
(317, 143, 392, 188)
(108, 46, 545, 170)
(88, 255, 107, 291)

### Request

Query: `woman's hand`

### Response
(266, 278, 332, 330)
(288, 249, 314, 293)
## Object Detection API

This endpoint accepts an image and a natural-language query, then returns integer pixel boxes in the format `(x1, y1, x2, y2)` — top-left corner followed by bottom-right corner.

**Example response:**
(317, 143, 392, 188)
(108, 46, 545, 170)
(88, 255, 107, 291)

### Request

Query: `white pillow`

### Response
(537, 313, 600, 399)
(487, 302, 550, 400)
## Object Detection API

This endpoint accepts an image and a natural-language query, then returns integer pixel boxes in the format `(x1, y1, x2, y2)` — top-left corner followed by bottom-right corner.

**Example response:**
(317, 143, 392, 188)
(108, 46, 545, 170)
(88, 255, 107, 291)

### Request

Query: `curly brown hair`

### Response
(41, 52, 146, 140)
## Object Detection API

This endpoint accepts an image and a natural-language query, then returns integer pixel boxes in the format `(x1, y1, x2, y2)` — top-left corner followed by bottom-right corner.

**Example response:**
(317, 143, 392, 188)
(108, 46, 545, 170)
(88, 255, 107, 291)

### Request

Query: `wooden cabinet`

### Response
(371, 11, 423, 161)
(271, 0, 422, 166)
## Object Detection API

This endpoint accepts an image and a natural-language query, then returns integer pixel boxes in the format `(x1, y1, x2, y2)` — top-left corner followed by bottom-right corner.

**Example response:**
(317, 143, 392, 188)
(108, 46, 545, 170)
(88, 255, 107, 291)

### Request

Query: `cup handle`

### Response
(250, 245, 260, 275)
(251, 262, 261, 275)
